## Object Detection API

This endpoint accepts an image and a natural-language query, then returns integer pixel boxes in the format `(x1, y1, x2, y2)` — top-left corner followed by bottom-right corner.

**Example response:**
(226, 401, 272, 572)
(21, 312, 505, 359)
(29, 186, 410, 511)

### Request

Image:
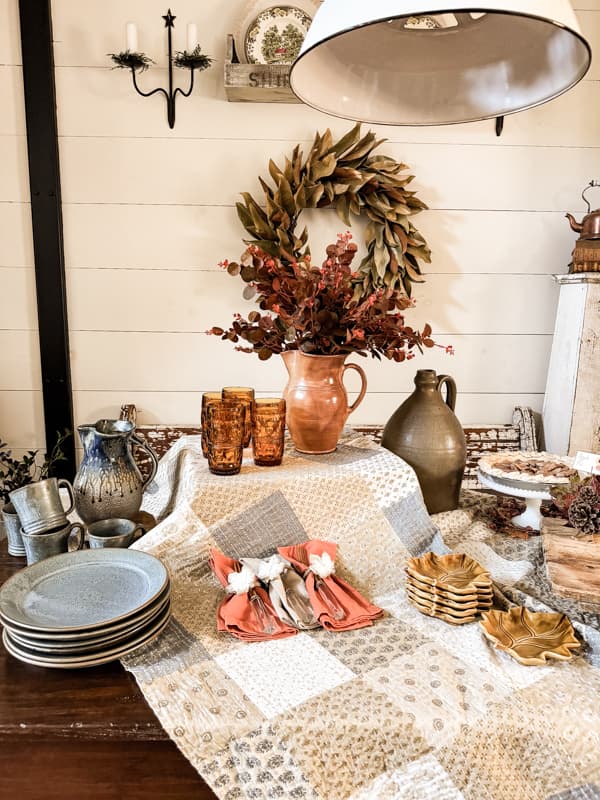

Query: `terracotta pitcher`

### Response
(281, 351, 367, 454)
(381, 369, 466, 513)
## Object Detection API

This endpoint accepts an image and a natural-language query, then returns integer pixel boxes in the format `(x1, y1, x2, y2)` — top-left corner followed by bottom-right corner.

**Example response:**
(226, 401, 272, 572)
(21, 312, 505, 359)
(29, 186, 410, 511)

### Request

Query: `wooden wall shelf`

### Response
(224, 34, 300, 103)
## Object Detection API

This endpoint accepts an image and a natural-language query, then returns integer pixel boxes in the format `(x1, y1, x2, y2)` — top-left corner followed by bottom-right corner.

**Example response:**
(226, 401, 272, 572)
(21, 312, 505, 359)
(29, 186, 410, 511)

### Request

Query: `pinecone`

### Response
(577, 484, 600, 505)
(568, 500, 600, 534)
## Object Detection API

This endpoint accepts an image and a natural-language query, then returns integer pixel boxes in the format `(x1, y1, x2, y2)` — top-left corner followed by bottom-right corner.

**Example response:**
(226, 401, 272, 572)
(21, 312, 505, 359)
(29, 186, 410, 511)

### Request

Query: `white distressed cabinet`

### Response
(543, 273, 600, 456)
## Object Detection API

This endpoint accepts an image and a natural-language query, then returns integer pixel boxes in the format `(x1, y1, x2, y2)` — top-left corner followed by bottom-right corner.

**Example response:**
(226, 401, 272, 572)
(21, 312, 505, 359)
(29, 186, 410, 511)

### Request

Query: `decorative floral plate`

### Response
(480, 606, 581, 666)
(406, 552, 492, 594)
(244, 5, 313, 65)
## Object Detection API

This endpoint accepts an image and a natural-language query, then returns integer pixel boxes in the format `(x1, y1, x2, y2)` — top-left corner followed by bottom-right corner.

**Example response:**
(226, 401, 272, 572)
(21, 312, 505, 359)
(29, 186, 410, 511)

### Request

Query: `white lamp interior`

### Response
(290, 2, 591, 124)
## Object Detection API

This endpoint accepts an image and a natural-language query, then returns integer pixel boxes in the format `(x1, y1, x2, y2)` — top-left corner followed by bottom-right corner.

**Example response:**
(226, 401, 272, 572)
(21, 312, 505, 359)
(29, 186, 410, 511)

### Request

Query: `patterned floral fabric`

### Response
(123, 431, 600, 800)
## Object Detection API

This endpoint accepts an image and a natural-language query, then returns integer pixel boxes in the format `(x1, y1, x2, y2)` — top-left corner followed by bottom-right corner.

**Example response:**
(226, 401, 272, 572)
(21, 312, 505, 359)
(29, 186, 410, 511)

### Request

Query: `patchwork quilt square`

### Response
(363, 641, 513, 749)
(275, 677, 429, 800)
(548, 787, 600, 800)
(133, 659, 265, 759)
(310, 615, 431, 674)
(436, 693, 589, 800)
(198, 720, 322, 800)
(215, 634, 355, 718)
(211, 491, 308, 558)
(384, 490, 444, 556)
(350, 754, 465, 800)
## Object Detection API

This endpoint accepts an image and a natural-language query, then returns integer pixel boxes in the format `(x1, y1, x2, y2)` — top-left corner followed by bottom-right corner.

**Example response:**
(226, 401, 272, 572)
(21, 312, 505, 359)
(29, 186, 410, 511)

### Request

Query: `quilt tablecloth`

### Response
(124, 430, 600, 800)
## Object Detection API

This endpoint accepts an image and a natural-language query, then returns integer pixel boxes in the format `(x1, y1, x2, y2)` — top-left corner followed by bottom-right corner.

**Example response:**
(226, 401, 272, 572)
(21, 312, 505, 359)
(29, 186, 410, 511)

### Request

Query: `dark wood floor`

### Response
(0, 542, 216, 799)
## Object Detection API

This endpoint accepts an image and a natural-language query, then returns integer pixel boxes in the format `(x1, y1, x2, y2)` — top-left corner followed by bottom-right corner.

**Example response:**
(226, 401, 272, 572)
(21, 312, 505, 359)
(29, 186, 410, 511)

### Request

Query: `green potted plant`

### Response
(0, 432, 70, 556)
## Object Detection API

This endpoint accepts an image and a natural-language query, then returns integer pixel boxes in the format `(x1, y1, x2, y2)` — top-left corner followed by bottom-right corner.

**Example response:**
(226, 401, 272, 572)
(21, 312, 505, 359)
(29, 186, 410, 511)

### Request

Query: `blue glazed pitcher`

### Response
(74, 419, 158, 523)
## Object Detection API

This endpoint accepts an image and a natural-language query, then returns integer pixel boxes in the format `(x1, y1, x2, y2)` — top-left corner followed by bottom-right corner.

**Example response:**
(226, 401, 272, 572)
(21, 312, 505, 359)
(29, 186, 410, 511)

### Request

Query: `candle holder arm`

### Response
(108, 11, 213, 129)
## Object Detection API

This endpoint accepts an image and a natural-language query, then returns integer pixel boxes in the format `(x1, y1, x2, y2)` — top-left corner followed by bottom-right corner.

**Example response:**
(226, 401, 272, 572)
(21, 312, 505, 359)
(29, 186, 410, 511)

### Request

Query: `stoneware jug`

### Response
(74, 420, 159, 523)
(381, 369, 466, 513)
(281, 350, 367, 454)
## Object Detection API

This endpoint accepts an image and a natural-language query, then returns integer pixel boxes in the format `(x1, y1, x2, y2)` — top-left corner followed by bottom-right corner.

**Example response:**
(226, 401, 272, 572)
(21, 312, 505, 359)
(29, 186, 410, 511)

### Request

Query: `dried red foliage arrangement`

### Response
(209, 233, 451, 362)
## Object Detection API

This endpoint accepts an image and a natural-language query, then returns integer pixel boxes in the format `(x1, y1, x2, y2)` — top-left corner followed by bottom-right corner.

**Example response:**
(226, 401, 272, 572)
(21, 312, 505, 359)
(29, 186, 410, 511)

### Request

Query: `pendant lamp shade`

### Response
(289, 1, 591, 125)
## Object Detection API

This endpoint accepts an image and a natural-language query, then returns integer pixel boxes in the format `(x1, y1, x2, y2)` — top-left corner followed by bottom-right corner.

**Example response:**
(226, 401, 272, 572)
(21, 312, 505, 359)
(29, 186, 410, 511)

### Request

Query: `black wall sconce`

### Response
(109, 9, 213, 129)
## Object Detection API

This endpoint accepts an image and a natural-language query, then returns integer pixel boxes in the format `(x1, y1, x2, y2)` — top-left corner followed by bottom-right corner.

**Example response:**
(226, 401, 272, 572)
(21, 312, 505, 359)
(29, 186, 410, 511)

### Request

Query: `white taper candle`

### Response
(186, 23, 198, 52)
(126, 22, 138, 52)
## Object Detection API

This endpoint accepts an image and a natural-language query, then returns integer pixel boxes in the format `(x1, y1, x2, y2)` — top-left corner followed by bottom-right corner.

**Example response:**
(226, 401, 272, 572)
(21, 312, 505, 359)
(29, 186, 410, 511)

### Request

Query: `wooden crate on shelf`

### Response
(224, 34, 300, 103)
(355, 407, 537, 489)
(542, 516, 600, 608)
(122, 403, 538, 491)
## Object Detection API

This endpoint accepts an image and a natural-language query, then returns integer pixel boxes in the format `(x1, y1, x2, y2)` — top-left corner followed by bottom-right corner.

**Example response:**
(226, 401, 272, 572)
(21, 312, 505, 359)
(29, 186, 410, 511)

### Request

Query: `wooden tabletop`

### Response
(0, 541, 216, 800)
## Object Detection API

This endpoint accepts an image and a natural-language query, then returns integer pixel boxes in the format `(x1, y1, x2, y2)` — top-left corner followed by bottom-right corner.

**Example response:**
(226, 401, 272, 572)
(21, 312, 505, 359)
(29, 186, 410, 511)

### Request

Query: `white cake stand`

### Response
(477, 470, 553, 531)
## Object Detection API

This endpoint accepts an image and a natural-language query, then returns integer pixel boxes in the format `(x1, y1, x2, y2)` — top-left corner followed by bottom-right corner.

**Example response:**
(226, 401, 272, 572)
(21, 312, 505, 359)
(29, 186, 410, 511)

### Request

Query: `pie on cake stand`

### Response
(477, 452, 576, 531)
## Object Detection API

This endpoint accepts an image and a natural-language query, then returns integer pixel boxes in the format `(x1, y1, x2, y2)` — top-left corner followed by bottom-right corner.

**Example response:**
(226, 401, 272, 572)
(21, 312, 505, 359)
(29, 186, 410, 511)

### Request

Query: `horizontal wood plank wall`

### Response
(0, 0, 45, 457)
(4, 1, 600, 446)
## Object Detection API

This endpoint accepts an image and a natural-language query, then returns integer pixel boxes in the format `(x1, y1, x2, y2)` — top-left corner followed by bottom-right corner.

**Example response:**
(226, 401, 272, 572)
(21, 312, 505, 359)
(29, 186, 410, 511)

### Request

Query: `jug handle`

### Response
(343, 362, 368, 414)
(131, 433, 159, 491)
(436, 375, 457, 412)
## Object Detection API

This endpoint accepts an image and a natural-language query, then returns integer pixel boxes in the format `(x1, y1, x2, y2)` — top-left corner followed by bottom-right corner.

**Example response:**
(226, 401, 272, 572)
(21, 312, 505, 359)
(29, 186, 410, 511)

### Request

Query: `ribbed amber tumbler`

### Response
(201, 392, 222, 458)
(251, 398, 286, 467)
(222, 386, 254, 447)
(206, 401, 245, 475)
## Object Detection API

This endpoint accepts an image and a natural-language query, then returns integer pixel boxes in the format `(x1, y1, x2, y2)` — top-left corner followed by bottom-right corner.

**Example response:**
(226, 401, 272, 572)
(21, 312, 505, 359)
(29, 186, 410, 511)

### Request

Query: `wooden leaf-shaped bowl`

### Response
(406, 552, 492, 594)
(407, 594, 477, 625)
(406, 579, 492, 611)
(407, 573, 493, 604)
(480, 607, 581, 666)
(406, 588, 479, 617)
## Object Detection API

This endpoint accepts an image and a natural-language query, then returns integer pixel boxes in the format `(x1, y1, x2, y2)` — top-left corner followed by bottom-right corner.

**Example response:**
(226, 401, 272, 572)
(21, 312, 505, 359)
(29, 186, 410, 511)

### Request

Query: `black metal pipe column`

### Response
(18, 0, 75, 477)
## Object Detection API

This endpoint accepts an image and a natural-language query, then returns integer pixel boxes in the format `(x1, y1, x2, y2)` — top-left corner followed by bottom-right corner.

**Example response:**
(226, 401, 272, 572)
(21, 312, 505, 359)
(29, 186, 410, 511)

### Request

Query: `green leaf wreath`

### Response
(236, 123, 431, 297)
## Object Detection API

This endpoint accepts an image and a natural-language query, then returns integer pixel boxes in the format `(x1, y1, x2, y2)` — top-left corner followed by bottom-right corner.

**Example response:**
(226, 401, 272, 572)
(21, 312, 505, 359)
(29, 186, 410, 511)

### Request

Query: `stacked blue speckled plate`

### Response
(0, 549, 170, 668)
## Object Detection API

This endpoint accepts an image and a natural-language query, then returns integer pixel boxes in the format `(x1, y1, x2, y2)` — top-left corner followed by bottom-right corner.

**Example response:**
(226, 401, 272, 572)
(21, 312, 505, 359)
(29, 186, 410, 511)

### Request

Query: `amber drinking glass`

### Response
(206, 401, 245, 475)
(222, 386, 254, 447)
(251, 398, 286, 467)
(201, 392, 222, 458)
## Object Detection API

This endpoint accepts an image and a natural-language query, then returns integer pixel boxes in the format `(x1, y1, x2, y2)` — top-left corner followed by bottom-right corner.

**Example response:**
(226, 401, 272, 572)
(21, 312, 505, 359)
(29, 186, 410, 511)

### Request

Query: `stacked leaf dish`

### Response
(405, 552, 493, 625)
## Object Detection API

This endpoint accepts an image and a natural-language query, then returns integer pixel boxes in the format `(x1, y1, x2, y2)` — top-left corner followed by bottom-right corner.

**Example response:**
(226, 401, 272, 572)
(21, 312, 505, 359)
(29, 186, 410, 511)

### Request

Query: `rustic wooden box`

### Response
(224, 35, 301, 103)
(542, 517, 600, 608)
(121, 405, 538, 490)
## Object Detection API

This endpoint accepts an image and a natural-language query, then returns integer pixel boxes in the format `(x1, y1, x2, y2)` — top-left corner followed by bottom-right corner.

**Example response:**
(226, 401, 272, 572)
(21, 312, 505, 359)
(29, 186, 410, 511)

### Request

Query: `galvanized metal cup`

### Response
(9, 478, 75, 535)
(1, 503, 26, 557)
(87, 518, 146, 549)
(21, 522, 85, 565)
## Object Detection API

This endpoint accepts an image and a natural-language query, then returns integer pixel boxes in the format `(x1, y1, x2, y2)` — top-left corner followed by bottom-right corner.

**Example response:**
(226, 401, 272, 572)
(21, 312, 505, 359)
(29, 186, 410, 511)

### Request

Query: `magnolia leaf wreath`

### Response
(236, 123, 431, 297)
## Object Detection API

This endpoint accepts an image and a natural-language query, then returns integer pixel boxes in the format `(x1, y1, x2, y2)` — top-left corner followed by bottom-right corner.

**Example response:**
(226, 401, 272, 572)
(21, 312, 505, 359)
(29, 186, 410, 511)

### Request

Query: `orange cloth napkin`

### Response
(209, 548, 297, 642)
(278, 540, 383, 631)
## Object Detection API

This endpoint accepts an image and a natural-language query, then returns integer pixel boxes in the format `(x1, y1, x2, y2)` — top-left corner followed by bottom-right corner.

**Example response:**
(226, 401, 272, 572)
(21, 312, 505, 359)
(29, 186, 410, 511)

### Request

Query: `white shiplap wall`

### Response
(0, 0, 44, 458)
(2, 0, 600, 450)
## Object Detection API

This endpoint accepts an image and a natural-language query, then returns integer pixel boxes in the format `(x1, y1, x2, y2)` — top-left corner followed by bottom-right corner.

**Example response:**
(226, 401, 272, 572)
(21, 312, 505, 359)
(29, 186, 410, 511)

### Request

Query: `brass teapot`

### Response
(565, 180, 600, 273)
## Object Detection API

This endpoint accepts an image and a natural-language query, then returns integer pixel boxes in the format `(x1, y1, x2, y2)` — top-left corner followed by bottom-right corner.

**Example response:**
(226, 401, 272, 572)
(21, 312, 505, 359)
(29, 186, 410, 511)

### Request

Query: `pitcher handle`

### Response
(436, 374, 457, 412)
(343, 362, 368, 415)
(58, 479, 75, 516)
(131, 433, 159, 491)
